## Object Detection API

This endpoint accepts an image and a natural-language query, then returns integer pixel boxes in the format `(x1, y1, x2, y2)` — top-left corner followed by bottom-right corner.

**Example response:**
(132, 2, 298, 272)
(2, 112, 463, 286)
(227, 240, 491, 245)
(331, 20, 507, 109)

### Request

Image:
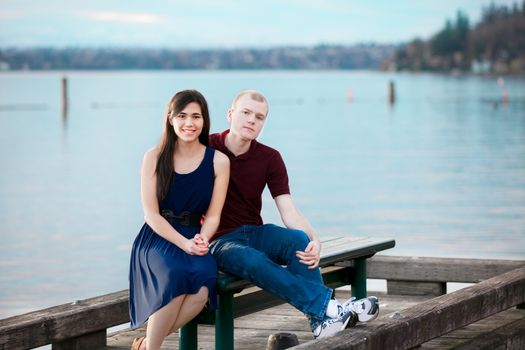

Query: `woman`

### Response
(129, 90, 229, 350)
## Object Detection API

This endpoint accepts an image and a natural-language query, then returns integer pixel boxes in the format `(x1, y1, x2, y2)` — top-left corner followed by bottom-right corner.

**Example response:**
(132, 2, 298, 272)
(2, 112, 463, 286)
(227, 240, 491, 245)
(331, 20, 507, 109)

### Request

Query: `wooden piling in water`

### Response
(61, 76, 68, 118)
(388, 80, 396, 104)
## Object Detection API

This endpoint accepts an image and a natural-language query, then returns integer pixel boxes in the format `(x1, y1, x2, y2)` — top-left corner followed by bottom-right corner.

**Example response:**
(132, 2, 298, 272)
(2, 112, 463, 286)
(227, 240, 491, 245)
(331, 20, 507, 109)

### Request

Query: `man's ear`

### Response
(227, 109, 233, 123)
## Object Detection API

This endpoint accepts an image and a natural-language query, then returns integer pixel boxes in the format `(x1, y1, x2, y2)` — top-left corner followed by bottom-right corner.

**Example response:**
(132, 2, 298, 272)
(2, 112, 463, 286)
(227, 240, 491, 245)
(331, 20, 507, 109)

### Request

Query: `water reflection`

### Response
(0, 71, 524, 319)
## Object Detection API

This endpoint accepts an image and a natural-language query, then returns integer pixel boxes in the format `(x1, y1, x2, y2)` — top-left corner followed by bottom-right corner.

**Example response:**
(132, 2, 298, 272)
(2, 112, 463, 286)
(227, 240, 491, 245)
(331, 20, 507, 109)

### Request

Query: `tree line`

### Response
(0, 45, 395, 71)
(393, 1, 525, 73)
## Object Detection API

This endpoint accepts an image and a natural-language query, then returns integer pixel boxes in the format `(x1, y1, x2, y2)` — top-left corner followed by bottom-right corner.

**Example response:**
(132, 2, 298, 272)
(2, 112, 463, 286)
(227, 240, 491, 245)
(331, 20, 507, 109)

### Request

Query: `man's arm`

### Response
(275, 194, 321, 269)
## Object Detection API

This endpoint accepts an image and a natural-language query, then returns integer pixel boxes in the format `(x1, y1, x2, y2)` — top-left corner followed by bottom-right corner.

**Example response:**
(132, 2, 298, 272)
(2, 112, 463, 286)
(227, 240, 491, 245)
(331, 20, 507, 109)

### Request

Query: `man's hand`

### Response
(296, 240, 321, 269)
(193, 233, 209, 248)
(183, 235, 209, 256)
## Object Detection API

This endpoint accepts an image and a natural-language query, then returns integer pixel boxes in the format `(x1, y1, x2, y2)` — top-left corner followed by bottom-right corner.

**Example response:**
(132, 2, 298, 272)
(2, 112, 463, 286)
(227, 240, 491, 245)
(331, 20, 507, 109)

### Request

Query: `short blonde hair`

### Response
(231, 90, 268, 113)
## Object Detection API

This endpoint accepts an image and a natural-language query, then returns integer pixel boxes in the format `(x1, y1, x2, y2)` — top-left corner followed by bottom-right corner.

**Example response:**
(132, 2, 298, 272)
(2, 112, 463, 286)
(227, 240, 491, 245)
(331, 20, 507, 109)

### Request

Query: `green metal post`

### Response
(215, 292, 234, 350)
(352, 257, 367, 300)
(179, 319, 198, 350)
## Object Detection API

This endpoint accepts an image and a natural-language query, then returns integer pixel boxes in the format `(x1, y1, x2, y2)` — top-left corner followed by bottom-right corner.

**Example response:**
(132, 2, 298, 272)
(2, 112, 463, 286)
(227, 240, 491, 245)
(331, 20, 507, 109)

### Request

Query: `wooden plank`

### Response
(321, 237, 395, 266)
(420, 307, 525, 348)
(387, 280, 446, 296)
(319, 236, 365, 249)
(52, 330, 106, 350)
(0, 290, 129, 350)
(367, 256, 525, 283)
(319, 236, 388, 255)
(451, 317, 525, 350)
(292, 266, 525, 349)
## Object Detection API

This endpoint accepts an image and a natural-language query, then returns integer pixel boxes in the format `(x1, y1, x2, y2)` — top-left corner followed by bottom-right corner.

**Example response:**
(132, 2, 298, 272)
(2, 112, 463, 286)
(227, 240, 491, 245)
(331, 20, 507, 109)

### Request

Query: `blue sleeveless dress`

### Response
(129, 147, 218, 328)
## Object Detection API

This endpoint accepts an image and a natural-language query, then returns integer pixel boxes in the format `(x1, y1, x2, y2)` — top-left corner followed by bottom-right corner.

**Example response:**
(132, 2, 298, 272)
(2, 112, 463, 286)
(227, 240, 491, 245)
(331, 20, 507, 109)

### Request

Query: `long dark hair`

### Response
(156, 89, 210, 202)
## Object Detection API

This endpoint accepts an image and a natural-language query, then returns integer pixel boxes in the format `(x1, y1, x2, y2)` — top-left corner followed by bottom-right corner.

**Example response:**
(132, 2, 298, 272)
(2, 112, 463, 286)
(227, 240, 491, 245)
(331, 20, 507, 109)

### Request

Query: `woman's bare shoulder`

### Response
(213, 149, 229, 166)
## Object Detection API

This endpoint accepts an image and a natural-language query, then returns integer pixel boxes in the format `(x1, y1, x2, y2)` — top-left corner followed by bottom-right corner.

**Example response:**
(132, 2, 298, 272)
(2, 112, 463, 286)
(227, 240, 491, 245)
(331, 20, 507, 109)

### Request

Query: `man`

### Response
(208, 90, 378, 339)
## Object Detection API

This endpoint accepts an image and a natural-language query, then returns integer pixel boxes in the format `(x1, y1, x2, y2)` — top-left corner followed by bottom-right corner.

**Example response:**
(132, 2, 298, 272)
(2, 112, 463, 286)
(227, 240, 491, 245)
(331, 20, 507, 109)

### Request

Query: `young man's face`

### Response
(228, 94, 268, 141)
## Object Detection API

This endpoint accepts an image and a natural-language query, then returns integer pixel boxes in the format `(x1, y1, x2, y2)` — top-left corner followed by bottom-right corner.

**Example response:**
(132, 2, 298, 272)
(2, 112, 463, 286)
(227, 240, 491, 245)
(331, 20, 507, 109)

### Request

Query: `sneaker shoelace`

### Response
(345, 297, 365, 315)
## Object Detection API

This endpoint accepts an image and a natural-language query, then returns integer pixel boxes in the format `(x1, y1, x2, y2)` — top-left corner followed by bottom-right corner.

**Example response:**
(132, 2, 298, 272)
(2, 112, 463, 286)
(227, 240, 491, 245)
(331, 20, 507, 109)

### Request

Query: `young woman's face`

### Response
(228, 94, 268, 141)
(170, 102, 204, 143)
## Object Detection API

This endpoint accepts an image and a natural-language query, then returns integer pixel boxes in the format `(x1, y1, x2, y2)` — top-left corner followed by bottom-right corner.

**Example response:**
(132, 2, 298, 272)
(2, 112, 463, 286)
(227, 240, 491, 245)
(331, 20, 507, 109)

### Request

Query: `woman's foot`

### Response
(131, 336, 146, 350)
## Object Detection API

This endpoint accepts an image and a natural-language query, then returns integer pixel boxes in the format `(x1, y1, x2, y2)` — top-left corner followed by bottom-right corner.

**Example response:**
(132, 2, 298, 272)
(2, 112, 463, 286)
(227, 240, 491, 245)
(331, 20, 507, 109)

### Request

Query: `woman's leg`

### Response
(167, 286, 209, 334)
(145, 294, 185, 350)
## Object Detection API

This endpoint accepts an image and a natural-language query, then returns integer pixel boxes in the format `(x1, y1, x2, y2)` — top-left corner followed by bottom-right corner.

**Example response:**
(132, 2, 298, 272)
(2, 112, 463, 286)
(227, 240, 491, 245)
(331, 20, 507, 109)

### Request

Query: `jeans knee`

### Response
(211, 241, 252, 272)
(262, 224, 310, 248)
(287, 229, 310, 249)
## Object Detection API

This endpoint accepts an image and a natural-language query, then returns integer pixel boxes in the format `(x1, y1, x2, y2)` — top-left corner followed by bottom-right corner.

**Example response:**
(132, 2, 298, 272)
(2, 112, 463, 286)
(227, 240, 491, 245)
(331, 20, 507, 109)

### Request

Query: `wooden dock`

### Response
(105, 289, 525, 349)
(1, 255, 523, 350)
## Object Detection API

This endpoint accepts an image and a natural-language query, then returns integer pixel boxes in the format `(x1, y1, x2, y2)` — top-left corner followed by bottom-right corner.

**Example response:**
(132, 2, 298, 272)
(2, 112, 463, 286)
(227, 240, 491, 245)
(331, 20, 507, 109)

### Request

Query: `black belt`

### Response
(161, 209, 202, 227)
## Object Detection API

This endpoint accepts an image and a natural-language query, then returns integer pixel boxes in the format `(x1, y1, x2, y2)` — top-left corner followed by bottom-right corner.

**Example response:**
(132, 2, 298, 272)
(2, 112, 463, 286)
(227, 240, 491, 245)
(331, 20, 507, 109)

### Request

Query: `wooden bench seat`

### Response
(180, 236, 395, 350)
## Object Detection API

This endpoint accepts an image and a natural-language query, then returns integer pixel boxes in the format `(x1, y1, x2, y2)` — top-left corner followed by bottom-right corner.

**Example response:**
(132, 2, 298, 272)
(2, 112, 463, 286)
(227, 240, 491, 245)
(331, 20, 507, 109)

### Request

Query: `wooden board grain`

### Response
(293, 266, 525, 349)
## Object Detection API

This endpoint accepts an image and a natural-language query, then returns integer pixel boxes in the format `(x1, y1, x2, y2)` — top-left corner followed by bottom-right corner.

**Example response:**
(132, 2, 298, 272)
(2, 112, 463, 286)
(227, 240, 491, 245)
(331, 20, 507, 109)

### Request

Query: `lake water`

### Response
(0, 70, 524, 320)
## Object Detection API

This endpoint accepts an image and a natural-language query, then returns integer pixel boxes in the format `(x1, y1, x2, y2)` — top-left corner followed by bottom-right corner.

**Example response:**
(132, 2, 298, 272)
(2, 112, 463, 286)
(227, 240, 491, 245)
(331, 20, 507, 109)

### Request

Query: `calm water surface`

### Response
(0, 70, 524, 319)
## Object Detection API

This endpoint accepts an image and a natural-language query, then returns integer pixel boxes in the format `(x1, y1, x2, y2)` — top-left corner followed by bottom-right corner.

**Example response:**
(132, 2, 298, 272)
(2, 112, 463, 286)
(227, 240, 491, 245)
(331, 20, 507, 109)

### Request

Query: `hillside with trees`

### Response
(393, 1, 525, 73)
(0, 44, 395, 71)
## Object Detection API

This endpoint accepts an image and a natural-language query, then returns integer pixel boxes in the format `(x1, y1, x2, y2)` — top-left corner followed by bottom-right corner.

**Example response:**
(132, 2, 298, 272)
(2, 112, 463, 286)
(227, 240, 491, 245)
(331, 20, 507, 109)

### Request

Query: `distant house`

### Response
(471, 60, 491, 74)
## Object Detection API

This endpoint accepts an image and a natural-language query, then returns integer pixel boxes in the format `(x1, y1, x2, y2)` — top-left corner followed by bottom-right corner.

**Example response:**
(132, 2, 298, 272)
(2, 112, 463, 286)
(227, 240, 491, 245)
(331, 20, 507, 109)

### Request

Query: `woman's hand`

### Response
(183, 236, 209, 256)
(296, 240, 321, 269)
(193, 233, 209, 248)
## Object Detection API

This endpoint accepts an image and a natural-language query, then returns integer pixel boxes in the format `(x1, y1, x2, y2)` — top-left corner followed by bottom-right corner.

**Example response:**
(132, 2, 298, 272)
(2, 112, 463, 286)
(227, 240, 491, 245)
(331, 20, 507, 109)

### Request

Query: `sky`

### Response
(0, 0, 520, 48)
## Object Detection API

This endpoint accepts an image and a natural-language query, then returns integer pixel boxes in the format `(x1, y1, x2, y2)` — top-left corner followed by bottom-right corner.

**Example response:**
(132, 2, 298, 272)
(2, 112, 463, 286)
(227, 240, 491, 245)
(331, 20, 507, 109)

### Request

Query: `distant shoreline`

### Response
(1, 68, 524, 78)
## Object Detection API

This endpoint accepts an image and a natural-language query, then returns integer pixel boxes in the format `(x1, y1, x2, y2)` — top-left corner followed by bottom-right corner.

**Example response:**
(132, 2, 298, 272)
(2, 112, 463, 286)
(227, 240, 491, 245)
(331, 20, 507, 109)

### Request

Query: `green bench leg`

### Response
(179, 318, 198, 350)
(351, 257, 367, 300)
(216, 292, 234, 350)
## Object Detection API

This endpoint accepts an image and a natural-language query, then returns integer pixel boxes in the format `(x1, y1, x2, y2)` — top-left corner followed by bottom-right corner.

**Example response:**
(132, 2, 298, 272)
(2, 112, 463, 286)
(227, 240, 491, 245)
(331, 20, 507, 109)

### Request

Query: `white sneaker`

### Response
(324, 299, 344, 319)
(312, 309, 358, 339)
(342, 296, 379, 322)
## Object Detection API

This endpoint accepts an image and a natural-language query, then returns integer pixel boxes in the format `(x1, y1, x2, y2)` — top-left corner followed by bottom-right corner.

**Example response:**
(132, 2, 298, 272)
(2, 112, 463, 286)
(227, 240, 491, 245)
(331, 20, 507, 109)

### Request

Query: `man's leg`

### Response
(210, 225, 331, 321)
(250, 225, 378, 331)
(247, 224, 327, 286)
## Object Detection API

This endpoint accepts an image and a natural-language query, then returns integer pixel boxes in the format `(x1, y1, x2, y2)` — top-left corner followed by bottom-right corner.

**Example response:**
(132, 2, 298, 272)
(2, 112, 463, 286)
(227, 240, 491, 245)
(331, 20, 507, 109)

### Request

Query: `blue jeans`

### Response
(209, 224, 332, 328)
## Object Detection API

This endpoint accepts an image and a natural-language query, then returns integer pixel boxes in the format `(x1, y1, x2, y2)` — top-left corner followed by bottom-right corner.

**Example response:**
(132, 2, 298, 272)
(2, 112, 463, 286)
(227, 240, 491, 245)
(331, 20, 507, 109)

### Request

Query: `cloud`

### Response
(84, 11, 165, 24)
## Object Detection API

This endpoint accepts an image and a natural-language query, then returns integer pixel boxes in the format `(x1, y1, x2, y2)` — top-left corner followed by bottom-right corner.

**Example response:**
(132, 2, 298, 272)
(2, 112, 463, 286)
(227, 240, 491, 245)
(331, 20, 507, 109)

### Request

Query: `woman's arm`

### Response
(198, 151, 230, 242)
(141, 147, 208, 255)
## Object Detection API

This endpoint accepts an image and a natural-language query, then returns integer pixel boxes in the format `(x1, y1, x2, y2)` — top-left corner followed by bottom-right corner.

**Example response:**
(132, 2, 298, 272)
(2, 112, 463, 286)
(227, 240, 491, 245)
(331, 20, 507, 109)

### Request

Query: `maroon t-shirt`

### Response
(209, 130, 290, 240)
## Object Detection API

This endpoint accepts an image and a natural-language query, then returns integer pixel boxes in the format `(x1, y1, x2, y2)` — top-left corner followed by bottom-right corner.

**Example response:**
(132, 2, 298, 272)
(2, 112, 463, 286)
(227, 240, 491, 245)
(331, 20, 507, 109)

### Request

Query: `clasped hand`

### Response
(184, 233, 209, 255)
(295, 240, 321, 269)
